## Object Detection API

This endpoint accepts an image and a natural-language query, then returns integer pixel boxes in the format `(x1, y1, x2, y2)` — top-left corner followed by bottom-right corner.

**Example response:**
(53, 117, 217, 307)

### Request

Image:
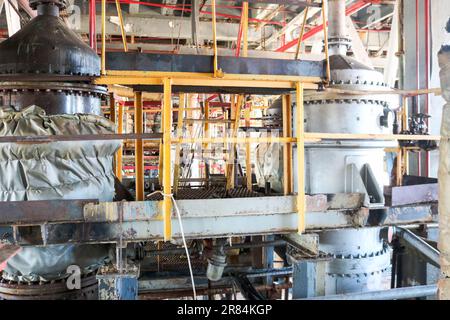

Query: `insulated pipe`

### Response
(300, 284, 437, 300)
(394, 227, 440, 268)
(327, 0, 349, 56)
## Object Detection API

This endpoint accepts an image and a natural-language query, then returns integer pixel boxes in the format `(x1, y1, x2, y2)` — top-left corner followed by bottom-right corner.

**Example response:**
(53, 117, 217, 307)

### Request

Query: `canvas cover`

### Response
(0, 106, 120, 282)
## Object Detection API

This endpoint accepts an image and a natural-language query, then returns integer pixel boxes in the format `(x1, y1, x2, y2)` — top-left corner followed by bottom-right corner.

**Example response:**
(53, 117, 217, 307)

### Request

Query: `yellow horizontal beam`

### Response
(95, 70, 321, 89)
(95, 76, 162, 85)
(174, 137, 296, 144)
(304, 133, 441, 142)
(171, 134, 441, 145)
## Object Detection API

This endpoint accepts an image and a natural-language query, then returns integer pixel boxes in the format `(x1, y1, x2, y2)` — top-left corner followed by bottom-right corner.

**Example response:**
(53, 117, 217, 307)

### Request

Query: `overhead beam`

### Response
(77, 15, 274, 42)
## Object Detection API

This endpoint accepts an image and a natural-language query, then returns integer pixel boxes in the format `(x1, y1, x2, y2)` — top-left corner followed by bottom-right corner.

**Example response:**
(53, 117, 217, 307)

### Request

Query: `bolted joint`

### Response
(29, 0, 68, 10)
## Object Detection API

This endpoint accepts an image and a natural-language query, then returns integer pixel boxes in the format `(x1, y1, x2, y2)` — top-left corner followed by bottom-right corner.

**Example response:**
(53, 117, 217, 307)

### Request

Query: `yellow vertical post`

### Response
(109, 93, 116, 123)
(116, 102, 124, 181)
(162, 78, 173, 241)
(396, 148, 403, 186)
(401, 96, 409, 177)
(322, 0, 331, 83)
(244, 101, 252, 190)
(115, 0, 128, 52)
(173, 93, 186, 195)
(295, 6, 309, 60)
(158, 141, 164, 186)
(109, 93, 118, 177)
(401, 96, 408, 131)
(226, 95, 243, 190)
(224, 95, 235, 179)
(296, 82, 305, 233)
(203, 100, 210, 180)
(134, 91, 144, 201)
(101, 0, 106, 75)
(211, 0, 222, 77)
(242, 2, 249, 58)
(282, 94, 293, 195)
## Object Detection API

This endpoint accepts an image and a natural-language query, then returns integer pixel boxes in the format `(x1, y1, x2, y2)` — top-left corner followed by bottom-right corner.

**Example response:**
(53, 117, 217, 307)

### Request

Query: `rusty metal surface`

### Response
(148, 187, 265, 200)
(306, 193, 365, 212)
(0, 200, 93, 225)
(0, 132, 162, 144)
(370, 204, 438, 226)
(0, 272, 97, 300)
(0, 194, 437, 246)
(384, 183, 438, 206)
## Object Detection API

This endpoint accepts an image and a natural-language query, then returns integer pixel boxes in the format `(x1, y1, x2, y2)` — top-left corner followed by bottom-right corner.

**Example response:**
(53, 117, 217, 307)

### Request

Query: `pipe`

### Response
(327, 0, 348, 56)
(89, 0, 97, 51)
(276, 0, 370, 52)
(300, 284, 437, 300)
(394, 227, 440, 268)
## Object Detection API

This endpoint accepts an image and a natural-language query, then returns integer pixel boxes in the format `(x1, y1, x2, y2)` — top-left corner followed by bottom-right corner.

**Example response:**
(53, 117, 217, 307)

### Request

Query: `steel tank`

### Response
(0, 0, 114, 300)
(299, 0, 394, 294)
(0, 0, 105, 114)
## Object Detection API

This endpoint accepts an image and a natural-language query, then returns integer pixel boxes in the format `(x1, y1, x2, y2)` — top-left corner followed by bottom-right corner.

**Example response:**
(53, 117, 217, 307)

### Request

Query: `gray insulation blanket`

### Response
(0, 106, 121, 282)
(439, 45, 450, 280)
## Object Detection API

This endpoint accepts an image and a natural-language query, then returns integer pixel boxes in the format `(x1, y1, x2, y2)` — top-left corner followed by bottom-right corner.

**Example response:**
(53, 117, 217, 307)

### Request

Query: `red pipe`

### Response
(275, 0, 371, 52)
(89, 0, 97, 50)
(206, 94, 219, 102)
(235, 6, 245, 57)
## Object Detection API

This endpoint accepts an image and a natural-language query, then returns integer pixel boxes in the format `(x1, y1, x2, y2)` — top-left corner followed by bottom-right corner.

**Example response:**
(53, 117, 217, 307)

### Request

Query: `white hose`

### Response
(148, 191, 197, 299)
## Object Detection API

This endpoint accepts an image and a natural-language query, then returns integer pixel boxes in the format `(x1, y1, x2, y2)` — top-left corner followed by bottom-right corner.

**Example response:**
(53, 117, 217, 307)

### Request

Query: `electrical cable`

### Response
(148, 190, 197, 299)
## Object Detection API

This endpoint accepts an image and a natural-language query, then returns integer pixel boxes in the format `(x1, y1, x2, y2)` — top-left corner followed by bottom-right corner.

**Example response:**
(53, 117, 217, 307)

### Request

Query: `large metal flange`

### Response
(0, 272, 97, 300)
(0, 82, 107, 96)
(0, 82, 107, 115)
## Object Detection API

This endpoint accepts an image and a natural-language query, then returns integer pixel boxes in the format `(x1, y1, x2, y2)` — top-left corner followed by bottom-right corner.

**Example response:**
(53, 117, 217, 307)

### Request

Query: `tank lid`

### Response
(0, 11, 100, 79)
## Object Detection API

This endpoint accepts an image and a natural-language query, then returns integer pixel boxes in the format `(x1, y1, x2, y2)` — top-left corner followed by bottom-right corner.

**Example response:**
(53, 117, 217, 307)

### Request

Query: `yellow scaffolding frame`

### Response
(98, 0, 440, 241)
(134, 91, 144, 201)
(162, 78, 173, 241)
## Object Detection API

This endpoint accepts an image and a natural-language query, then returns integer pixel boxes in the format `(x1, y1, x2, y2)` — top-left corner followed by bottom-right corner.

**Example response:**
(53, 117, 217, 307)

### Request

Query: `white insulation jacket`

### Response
(0, 106, 121, 282)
